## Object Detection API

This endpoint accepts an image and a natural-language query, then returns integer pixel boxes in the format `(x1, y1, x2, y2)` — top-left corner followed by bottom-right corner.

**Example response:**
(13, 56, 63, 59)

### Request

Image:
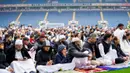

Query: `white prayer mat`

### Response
(37, 63, 75, 73)
(10, 59, 36, 73)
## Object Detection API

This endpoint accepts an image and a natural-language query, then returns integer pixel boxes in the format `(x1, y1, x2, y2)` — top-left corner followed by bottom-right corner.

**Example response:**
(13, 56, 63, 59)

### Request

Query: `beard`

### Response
(75, 42, 81, 49)
(16, 49, 21, 51)
(16, 47, 22, 51)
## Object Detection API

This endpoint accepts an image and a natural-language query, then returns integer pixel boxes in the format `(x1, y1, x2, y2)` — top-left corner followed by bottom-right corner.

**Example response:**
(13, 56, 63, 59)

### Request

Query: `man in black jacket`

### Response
(4, 34, 13, 54)
(6, 39, 31, 64)
(112, 36, 129, 64)
(0, 41, 9, 69)
(68, 37, 91, 63)
(83, 33, 103, 66)
(23, 37, 33, 51)
(83, 33, 101, 59)
(35, 40, 53, 66)
(34, 35, 46, 53)
(0, 41, 14, 73)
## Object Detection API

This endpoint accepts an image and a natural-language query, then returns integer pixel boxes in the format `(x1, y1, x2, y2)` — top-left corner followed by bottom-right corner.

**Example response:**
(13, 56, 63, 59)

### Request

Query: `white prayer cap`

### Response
(59, 35, 66, 40)
(72, 37, 80, 42)
(44, 40, 50, 47)
(15, 39, 23, 45)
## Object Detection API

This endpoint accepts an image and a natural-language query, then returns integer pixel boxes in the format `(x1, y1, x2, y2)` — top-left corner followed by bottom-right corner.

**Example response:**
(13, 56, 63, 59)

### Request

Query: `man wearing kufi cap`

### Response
(68, 37, 89, 62)
(6, 39, 36, 73)
(6, 39, 31, 64)
(68, 37, 96, 69)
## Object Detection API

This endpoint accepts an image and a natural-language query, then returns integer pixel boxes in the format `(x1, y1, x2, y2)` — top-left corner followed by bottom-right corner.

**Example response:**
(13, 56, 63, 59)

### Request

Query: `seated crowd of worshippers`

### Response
(0, 23, 130, 73)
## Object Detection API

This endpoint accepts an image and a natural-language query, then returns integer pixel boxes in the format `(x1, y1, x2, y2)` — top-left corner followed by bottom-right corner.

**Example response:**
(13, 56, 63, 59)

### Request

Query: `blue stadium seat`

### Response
(58, 0, 73, 3)
(76, 11, 100, 26)
(47, 11, 72, 24)
(77, 0, 99, 3)
(102, 0, 126, 3)
(128, 0, 130, 3)
(103, 11, 129, 27)
(25, 0, 47, 4)
(0, 0, 22, 4)
(0, 12, 19, 27)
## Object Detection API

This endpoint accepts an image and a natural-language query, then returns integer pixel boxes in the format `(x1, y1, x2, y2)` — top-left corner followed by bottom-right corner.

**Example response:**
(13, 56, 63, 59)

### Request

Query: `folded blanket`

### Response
(75, 68, 107, 73)
(55, 70, 82, 73)
(98, 62, 130, 71)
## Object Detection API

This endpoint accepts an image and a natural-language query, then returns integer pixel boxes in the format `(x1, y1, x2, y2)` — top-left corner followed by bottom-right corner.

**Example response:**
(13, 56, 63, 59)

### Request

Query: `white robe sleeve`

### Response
(98, 43, 107, 58)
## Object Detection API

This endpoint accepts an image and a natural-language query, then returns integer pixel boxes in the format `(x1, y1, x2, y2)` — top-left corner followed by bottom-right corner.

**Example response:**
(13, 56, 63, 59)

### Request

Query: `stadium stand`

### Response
(19, 12, 46, 27)
(47, 11, 72, 24)
(102, 0, 126, 3)
(58, 0, 74, 3)
(0, 0, 22, 4)
(103, 11, 129, 27)
(76, 11, 100, 25)
(0, 12, 19, 27)
(77, 0, 99, 3)
(0, 0, 129, 27)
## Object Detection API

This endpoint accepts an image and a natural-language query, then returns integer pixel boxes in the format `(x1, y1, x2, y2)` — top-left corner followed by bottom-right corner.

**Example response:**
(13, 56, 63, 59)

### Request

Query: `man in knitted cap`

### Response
(54, 35, 68, 54)
(35, 40, 53, 66)
(83, 33, 97, 59)
(55, 44, 69, 64)
(83, 33, 103, 66)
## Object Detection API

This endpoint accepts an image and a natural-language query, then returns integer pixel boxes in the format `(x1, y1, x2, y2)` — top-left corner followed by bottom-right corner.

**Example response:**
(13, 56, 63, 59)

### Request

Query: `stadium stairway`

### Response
(126, 0, 130, 21)
(16, 12, 22, 23)
(72, 11, 76, 20)
(100, 11, 104, 21)
(44, 12, 49, 21)
(127, 12, 130, 20)
(125, 0, 128, 3)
